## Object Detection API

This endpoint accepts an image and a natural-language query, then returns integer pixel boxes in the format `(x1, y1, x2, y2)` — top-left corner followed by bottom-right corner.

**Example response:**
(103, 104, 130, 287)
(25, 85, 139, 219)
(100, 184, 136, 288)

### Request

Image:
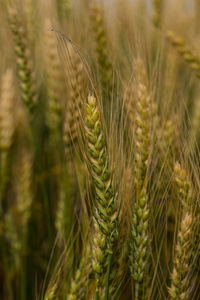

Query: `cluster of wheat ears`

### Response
(0, 0, 200, 299)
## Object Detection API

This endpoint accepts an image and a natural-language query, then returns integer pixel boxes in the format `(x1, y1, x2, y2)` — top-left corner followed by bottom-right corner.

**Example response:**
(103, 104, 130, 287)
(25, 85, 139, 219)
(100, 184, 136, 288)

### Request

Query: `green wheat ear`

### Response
(152, 0, 163, 28)
(128, 60, 152, 299)
(84, 94, 118, 298)
(7, 5, 37, 116)
(90, 4, 113, 101)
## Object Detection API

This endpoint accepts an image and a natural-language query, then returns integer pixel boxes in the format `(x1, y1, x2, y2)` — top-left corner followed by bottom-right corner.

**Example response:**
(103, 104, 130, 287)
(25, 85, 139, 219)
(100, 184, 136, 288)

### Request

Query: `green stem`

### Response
(104, 253, 112, 300)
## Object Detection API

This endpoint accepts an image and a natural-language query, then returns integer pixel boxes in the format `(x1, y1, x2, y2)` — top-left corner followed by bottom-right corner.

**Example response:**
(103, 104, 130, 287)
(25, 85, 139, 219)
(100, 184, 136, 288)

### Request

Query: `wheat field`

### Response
(0, 0, 199, 299)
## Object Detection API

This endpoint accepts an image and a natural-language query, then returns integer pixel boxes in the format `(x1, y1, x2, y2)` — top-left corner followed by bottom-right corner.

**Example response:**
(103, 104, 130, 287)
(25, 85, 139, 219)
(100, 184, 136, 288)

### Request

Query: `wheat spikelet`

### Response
(168, 212, 193, 300)
(168, 162, 194, 299)
(63, 107, 78, 158)
(167, 31, 200, 78)
(63, 45, 84, 157)
(90, 3, 113, 100)
(66, 248, 91, 300)
(152, 0, 163, 28)
(158, 119, 174, 153)
(155, 117, 175, 169)
(133, 71, 151, 191)
(130, 190, 150, 292)
(84, 95, 118, 297)
(129, 61, 152, 298)
(7, 5, 36, 114)
(0, 69, 15, 215)
(0, 69, 15, 152)
(24, 0, 36, 43)
(44, 18, 64, 133)
(174, 162, 192, 210)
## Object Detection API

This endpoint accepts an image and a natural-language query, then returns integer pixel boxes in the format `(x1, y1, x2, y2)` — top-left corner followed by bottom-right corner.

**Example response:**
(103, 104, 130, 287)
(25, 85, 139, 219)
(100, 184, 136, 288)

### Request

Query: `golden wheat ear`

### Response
(168, 162, 194, 300)
(0, 69, 15, 215)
